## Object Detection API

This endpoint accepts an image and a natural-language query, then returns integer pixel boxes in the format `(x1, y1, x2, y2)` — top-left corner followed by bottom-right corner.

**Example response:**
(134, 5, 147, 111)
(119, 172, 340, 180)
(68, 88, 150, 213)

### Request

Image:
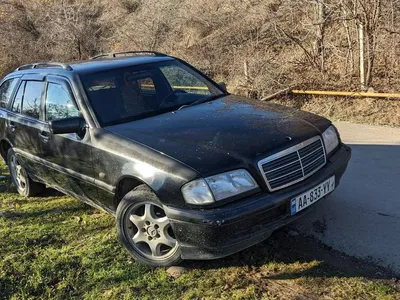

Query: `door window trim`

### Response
(43, 76, 81, 122)
(0, 76, 22, 110)
(21, 81, 45, 120)
(43, 76, 87, 141)
(9, 79, 46, 123)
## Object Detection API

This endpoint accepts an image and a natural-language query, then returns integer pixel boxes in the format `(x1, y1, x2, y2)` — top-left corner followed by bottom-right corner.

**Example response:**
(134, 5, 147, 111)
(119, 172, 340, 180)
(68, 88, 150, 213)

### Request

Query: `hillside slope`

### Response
(1, 0, 399, 124)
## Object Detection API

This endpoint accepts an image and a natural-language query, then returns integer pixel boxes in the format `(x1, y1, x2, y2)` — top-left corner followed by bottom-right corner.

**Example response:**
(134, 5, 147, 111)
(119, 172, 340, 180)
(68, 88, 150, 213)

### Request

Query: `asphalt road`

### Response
(294, 122, 400, 274)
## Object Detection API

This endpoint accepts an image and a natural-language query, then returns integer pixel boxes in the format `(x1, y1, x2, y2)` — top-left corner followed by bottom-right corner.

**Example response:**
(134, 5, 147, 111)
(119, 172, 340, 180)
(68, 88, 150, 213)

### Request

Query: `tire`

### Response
(116, 185, 182, 267)
(7, 148, 45, 197)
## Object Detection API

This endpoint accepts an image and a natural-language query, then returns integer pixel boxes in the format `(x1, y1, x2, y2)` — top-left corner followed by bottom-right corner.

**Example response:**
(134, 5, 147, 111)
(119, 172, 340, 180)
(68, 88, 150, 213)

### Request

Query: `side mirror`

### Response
(218, 82, 228, 92)
(50, 116, 86, 135)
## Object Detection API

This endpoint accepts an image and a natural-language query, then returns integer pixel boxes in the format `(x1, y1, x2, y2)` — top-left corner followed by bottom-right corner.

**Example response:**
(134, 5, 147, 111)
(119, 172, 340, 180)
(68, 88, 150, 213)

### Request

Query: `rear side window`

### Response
(138, 77, 156, 92)
(45, 83, 80, 121)
(12, 82, 25, 113)
(0, 78, 19, 108)
(22, 81, 44, 119)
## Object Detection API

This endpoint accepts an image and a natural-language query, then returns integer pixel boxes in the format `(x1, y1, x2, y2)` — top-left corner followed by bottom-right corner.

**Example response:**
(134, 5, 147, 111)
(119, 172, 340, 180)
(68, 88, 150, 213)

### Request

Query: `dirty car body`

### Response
(0, 52, 351, 265)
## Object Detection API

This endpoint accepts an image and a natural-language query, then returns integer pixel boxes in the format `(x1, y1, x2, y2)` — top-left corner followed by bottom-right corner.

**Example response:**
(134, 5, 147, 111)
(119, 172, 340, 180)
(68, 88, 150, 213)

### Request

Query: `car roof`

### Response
(69, 56, 175, 75)
(8, 55, 175, 78)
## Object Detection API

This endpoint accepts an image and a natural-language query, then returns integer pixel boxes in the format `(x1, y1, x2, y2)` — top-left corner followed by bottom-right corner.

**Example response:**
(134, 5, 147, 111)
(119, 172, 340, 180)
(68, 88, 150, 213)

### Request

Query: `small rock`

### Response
(288, 230, 299, 237)
(167, 266, 187, 279)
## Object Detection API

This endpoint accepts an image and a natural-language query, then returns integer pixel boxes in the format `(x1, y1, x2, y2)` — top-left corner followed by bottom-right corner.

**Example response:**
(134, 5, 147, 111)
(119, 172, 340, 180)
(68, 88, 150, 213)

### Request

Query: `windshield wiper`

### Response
(177, 93, 228, 111)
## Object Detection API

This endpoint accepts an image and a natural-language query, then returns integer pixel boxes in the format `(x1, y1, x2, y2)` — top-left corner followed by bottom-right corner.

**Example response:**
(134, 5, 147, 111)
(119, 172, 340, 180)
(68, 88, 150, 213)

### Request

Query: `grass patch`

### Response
(0, 160, 399, 299)
(273, 96, 400, 127)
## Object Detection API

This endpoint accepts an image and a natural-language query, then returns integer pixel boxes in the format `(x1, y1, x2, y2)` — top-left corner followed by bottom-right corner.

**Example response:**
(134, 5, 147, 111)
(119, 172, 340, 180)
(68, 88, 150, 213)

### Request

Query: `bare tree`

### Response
(360, 0, 381, 86)
(0, 0, 399, 95)
(314, 0, 326, 71)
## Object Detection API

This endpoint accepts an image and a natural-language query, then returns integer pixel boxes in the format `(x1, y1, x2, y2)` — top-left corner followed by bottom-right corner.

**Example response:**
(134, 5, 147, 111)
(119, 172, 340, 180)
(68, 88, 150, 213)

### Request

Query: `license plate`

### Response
(290, 176, 335, 215)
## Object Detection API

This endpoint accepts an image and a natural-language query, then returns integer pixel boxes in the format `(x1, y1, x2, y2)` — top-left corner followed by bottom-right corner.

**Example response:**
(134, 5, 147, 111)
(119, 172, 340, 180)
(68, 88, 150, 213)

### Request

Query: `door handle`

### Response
(9, 121, 17, 131)
(39, 131, 50, 143)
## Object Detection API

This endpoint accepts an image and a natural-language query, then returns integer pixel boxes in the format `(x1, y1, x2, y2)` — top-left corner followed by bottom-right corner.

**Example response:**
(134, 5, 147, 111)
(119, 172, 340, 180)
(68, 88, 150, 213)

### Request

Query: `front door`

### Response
(39, 76, 101, 207)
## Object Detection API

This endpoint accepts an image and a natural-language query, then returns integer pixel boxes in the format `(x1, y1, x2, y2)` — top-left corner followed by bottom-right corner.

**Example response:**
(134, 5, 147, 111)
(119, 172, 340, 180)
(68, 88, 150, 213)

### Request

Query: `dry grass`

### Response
(273, 96, 400, 127)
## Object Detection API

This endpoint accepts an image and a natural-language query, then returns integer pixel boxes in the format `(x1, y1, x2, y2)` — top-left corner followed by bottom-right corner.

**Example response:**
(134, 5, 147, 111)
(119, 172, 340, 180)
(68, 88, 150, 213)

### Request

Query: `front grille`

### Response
(258, 136, 326, 191)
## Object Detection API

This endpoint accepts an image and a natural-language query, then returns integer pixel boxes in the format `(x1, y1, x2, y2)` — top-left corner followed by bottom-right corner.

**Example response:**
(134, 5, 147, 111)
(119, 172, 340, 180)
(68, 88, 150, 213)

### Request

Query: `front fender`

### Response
(91, 128, 199, 208)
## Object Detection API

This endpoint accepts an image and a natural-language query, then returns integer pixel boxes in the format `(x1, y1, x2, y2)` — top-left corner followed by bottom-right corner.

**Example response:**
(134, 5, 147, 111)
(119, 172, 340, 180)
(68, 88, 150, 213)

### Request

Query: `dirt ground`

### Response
(273, 95, 400, 126)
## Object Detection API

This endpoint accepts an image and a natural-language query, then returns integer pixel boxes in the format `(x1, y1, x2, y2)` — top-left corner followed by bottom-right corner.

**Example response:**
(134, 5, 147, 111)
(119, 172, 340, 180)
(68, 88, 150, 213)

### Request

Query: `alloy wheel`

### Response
(123, 202, 178, 260)
(9, 154, 27, 192)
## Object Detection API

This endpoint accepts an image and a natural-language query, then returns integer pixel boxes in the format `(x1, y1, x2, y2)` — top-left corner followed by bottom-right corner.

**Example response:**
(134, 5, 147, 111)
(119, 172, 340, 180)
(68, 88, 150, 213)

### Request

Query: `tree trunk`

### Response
(341, 1, 354, 73)
(359, 24, 366, 89)
(362, 0, 381, 87)
(314, 0, 326, 72)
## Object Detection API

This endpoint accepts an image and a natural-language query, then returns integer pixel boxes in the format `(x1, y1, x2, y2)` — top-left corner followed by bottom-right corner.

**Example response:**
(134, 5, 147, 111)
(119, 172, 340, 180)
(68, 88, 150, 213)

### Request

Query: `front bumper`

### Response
(164, 143, 351, 260)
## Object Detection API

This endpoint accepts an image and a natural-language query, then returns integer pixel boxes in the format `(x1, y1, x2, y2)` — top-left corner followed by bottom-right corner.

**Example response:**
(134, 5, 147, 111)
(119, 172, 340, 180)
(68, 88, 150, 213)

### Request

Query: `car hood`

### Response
(105, 95, 331, 176)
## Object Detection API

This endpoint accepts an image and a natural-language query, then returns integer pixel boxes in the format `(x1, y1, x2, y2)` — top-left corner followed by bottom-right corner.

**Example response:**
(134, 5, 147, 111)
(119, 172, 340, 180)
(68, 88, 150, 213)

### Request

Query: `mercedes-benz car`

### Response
(0, 51, 351, 266)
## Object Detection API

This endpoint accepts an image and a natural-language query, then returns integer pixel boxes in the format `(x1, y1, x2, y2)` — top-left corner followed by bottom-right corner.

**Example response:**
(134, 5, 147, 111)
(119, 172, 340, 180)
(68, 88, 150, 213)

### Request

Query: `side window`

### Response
(138, 77, 156, 92)
(22, 81, 44, 119)
(11, 81, 25, 114)
(0, 78, 19, 108)
(45, 83, 80, 121)
(160, 65, 211, 95)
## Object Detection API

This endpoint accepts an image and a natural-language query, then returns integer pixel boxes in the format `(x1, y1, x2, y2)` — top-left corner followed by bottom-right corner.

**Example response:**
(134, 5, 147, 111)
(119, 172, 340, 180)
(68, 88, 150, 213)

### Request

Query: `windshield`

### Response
(81, 60, 225, 126)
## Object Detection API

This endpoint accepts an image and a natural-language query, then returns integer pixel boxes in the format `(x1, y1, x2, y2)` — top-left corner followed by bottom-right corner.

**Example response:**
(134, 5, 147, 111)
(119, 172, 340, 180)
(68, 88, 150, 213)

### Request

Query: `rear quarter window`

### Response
(0, 78, 19, 108)
(12, 82, 25, 114)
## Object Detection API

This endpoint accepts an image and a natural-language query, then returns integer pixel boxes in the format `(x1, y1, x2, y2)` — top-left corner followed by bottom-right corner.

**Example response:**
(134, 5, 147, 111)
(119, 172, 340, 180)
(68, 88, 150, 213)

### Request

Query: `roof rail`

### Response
(15, 62, 73, 72)
(90, 51, 168, 60)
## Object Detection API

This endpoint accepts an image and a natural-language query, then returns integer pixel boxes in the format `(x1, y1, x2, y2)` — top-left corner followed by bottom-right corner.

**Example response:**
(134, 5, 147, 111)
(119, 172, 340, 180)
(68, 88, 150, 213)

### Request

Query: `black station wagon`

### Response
(0, 51, 351, 266)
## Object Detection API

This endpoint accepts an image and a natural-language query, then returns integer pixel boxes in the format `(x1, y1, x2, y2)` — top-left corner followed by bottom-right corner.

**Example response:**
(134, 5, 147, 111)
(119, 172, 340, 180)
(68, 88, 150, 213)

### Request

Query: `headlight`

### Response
(322, 125, 339, 154)
(181, 179, 214, 205)
(182, 169, 258, 205)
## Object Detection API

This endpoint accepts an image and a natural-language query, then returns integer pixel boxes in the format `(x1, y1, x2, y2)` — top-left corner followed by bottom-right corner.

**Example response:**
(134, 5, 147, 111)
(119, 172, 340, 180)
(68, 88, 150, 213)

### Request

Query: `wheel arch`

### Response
(0, 139, 12, 162)
(114, 175, 151, 210)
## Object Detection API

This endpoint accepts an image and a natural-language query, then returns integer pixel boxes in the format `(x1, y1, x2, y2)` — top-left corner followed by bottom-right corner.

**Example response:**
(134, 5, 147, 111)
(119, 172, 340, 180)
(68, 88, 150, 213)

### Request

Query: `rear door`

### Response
(0, 76, 20, 142)
(6, 75, 49, 182)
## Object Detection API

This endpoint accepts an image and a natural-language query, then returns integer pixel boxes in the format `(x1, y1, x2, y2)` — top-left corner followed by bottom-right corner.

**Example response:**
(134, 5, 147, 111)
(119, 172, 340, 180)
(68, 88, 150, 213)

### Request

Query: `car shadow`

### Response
(182, 228, 399, 280)
(0, 172, 64, 198)
(0, 205, 91, 221)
